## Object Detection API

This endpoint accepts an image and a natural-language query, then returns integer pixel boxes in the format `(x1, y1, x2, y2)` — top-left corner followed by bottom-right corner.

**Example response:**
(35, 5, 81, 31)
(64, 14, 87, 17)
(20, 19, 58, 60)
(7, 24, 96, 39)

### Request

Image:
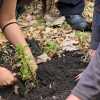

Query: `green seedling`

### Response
(36, 16, 46, 26)
(43, 41, 59, 56)
(75, 31, 89, 51)
(75, 31, 90, 63)
(16, 44, 37, 86)
(62, 21, 70, 28)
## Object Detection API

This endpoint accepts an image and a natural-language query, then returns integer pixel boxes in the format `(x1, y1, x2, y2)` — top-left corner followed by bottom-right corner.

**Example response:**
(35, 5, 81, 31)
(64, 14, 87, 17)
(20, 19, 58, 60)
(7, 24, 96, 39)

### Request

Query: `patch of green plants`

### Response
(62, 21, 70, 29)
(15, 44, 37, 84)
(75, 31, 89, 51)
(36, 16, 46, 26)
(43, 41, 59, 56)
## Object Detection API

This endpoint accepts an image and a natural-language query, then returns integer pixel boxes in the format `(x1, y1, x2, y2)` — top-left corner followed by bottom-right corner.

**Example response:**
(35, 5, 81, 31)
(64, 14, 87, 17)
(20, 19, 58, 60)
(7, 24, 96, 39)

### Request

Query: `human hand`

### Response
(0, 67, 16, 86)
(74, 72, 83, 81)
(66, 94, 81, 100)
(89, 49, 96, 59)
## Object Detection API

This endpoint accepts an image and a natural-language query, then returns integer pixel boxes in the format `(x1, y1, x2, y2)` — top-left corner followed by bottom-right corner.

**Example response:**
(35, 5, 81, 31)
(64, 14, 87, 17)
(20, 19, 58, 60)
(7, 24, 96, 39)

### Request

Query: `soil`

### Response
(0, 42, 99, 100)
(0, 1, 95, 99)
(0, 47, 86, 100)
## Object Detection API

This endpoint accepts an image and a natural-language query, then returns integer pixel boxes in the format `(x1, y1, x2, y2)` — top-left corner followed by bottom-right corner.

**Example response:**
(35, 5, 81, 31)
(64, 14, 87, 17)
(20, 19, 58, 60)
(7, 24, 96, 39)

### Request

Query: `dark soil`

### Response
(0, 41, 99, 100)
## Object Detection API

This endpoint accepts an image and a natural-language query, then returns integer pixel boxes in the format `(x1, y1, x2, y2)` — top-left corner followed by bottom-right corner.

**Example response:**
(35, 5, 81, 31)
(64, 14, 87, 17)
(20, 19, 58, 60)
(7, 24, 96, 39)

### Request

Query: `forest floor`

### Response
(0, 1, 99, 100)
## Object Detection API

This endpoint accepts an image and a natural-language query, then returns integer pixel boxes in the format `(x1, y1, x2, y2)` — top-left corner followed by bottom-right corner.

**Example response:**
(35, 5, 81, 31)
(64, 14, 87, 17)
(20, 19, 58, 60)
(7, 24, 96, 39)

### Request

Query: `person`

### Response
(66, 0, 100, 99)
(0, 0, 38, 86)
(57, 0, 88, 30)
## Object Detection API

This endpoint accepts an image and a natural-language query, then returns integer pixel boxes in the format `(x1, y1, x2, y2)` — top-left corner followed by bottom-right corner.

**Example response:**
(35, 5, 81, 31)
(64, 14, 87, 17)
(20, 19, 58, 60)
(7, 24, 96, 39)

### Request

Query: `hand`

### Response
(74, 49, 96, 81)
(0, 67, 16, 86)
(74, 72, 83, 81)
(66, 95, 81, 100)
(89, 49, 96, 59)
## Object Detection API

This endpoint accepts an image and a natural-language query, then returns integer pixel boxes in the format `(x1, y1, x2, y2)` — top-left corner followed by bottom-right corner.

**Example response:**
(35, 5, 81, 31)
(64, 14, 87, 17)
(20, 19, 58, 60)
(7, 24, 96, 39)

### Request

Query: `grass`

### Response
(75, 31, 90, 52)
(43, 41, 59, 56)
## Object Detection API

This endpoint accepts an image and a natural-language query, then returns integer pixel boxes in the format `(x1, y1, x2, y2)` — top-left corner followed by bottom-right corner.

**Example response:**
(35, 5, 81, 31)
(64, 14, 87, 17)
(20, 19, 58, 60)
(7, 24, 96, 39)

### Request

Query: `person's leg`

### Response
(57, 0, 84, 16)
(57, 0, 88, 30)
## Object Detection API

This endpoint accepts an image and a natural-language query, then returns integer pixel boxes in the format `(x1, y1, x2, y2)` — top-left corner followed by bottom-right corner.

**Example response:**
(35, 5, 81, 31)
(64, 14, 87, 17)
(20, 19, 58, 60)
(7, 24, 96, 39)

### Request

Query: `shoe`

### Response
(66, 15, 88, 31)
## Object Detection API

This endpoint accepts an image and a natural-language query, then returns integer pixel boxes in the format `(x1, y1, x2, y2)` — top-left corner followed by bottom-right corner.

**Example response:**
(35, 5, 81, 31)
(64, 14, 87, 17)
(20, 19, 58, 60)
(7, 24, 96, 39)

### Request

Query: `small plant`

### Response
(62, 21, 70, 29)
(75, 31, 90, 64)
(36, 16, 46, 26)
(43, 41, 59, 57)
(16, 44, 37, 86)
(75, 31, 89, 51)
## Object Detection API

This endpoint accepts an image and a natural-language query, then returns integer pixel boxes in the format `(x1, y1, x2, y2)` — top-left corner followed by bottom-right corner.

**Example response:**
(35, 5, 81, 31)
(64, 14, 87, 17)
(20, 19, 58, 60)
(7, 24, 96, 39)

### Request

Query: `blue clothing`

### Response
(57, 0, 85, 15)
(57, 0, 100, 50)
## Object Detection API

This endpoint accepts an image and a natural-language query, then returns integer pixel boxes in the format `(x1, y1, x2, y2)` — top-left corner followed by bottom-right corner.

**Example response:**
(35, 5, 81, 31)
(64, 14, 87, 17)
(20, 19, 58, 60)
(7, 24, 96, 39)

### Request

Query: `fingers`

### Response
(13, 73, 17, 76)
(89, 49, 96, 59)
(0, 76, 16, 86)
(3, 77, 16, 86)
(66, 94, 81, 100)
(5, 73, 17, 86)
(0, 67, 17, 86)
(74, 73, 83, 81)
(74, 74, 80, 81)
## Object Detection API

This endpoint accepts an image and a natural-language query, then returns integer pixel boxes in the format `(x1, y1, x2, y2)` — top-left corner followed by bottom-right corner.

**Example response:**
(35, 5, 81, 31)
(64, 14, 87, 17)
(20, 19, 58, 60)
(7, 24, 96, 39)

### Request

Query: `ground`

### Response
(0, 0, 98, 100)
(0, 50, 87, 100)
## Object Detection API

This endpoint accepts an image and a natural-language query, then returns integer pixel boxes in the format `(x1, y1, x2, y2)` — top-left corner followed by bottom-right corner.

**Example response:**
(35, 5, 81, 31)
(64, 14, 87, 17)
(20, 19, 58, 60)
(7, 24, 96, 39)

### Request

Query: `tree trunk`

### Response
(17, 0, 58, 17)
(41, 0, 58, 16)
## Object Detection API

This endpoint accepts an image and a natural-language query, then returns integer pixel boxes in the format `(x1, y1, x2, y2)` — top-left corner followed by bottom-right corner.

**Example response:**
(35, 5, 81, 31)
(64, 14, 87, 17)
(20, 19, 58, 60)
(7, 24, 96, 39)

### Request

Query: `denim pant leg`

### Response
(57, 0, 85, 16)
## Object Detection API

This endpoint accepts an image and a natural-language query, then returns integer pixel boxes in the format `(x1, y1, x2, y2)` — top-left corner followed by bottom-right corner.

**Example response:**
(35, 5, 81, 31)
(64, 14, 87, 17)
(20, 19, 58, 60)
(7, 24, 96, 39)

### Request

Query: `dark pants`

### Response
(57, 0, 85, 16)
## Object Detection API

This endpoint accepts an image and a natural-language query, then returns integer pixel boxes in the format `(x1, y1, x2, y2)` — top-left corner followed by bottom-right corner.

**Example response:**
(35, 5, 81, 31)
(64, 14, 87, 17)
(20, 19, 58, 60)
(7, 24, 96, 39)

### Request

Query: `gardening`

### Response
(0, 0, 100, 100)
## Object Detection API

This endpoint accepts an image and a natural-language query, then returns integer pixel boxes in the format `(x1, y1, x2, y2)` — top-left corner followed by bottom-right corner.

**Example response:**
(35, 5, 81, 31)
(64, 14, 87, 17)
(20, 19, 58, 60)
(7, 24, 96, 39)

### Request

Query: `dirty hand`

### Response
(0, 67, 16, 86)
(74, 49, 96, 81)
(75, 72, 83, 81)
(66, 94, 81, 100)
(89, 49, 96, 59)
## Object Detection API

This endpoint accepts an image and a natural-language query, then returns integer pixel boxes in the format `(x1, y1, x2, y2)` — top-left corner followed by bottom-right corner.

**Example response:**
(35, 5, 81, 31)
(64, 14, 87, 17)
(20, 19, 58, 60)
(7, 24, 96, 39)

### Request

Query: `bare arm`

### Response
(0, 0, 37, 73)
